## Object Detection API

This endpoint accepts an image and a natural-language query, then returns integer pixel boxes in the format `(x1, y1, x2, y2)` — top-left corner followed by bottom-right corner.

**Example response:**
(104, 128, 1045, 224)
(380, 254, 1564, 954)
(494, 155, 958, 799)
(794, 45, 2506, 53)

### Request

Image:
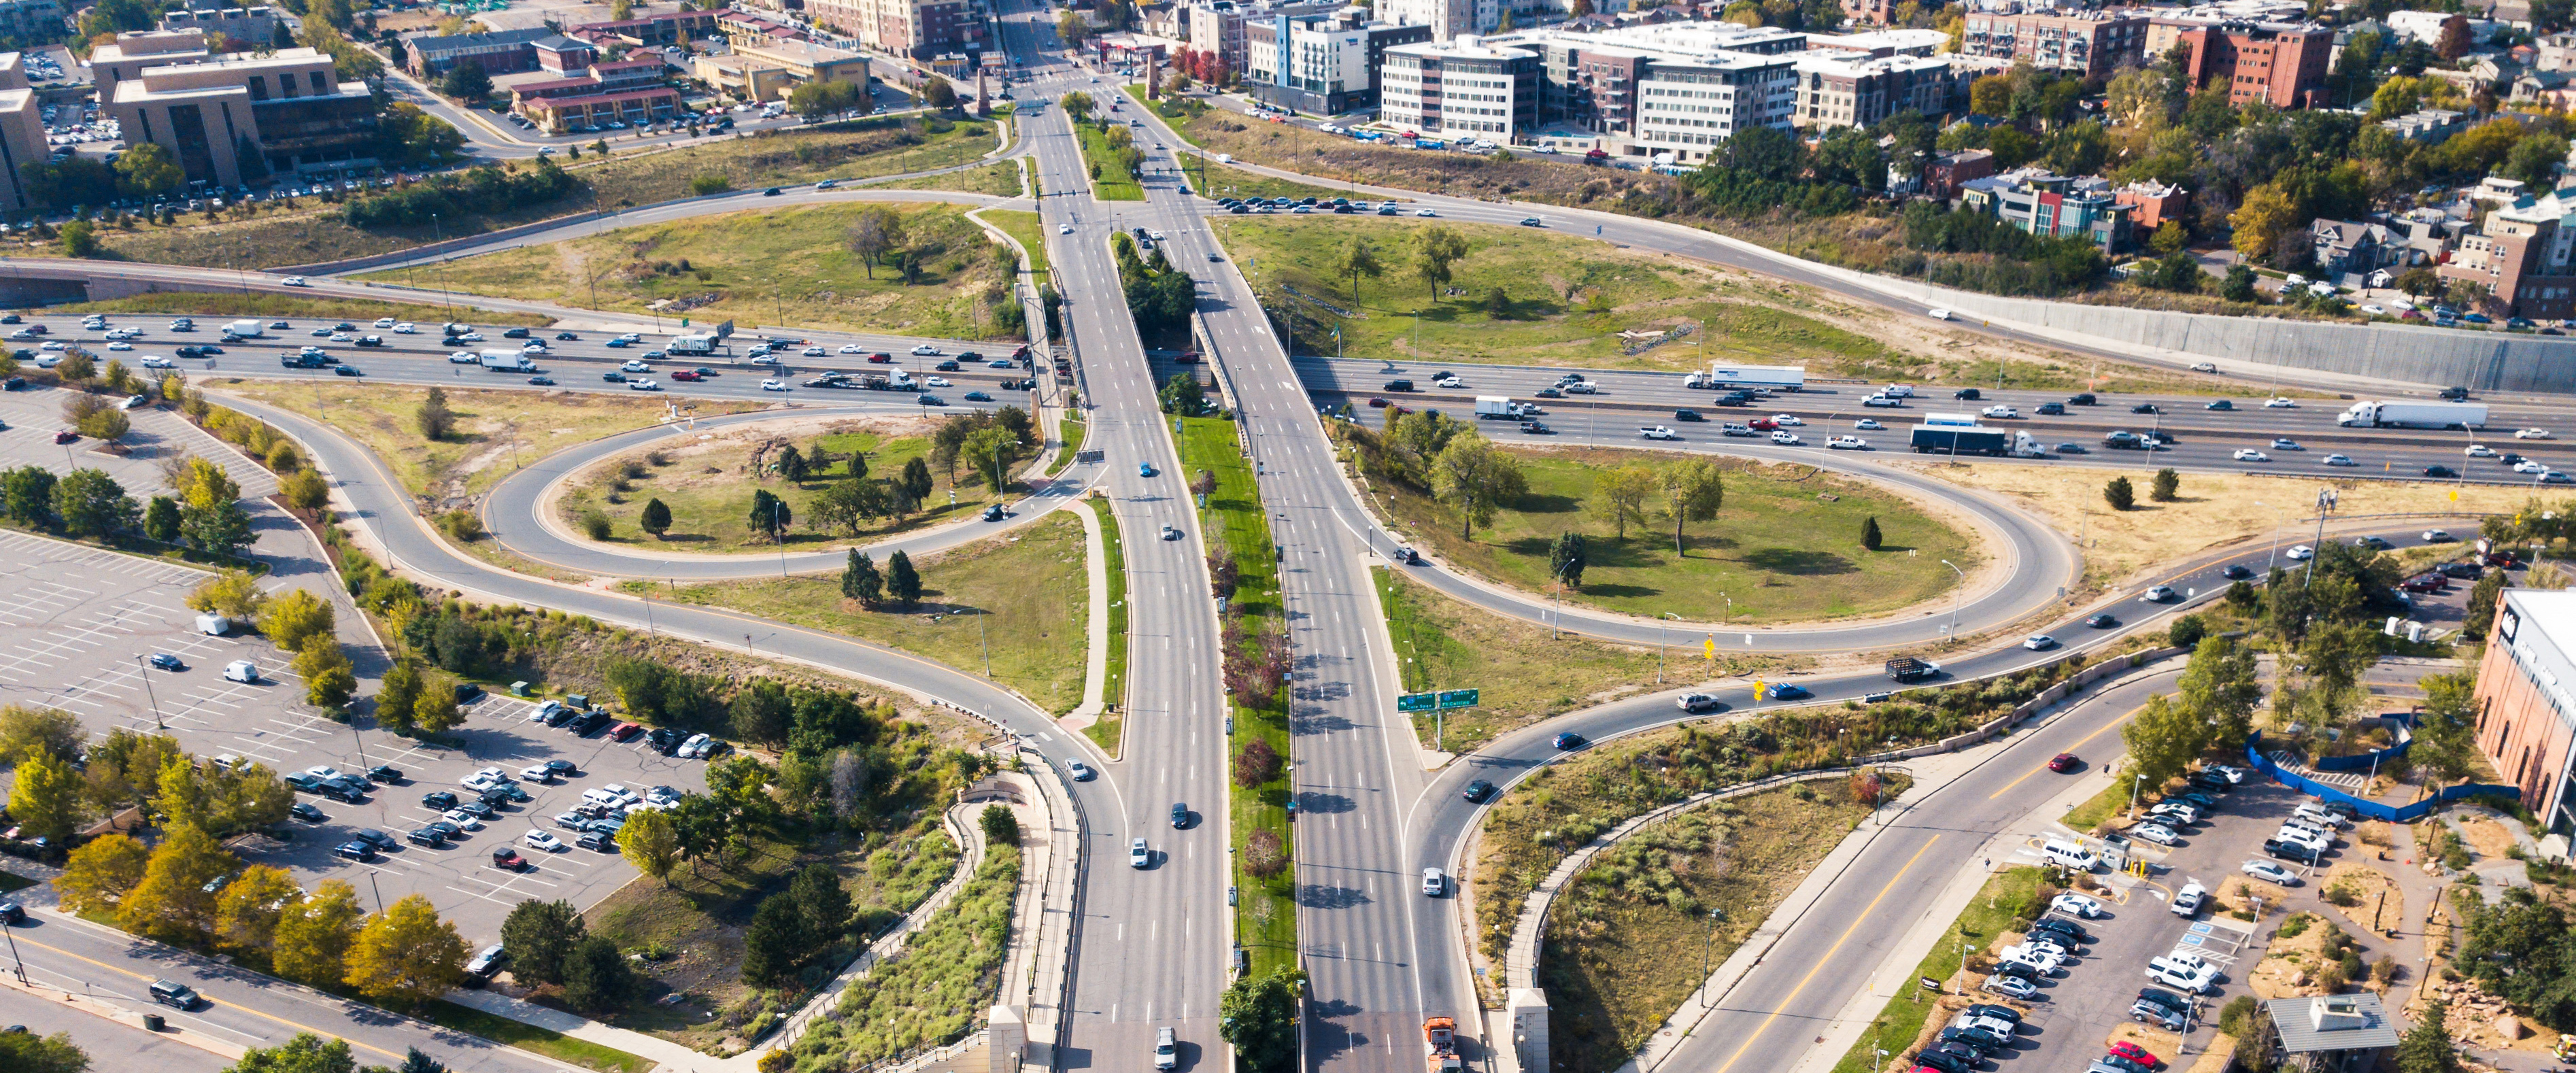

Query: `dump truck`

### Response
(1423, 1017, 1462, 1073)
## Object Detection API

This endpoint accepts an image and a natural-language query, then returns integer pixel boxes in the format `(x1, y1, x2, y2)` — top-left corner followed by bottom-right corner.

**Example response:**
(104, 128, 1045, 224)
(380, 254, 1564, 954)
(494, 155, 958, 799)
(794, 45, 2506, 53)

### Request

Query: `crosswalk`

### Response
(2266, 750, 2368, 791)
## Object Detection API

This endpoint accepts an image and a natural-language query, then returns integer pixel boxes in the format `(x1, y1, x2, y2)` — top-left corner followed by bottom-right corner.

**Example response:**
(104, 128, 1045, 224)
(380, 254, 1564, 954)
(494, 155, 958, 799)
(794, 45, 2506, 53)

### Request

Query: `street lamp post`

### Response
(135, 654, 166, 731)
(1659, 613, 1682, 683)
(1939, 559, 1965, 635)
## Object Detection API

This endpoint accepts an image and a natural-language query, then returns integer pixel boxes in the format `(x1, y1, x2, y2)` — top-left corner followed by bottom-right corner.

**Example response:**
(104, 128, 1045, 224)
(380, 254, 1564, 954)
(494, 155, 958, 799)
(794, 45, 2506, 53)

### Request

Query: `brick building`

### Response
(2114, 180, 2189, 231)
(405, 27, 555, 78)
(2473, 589, 2576, 841)
(2165, 20, 2332, 109)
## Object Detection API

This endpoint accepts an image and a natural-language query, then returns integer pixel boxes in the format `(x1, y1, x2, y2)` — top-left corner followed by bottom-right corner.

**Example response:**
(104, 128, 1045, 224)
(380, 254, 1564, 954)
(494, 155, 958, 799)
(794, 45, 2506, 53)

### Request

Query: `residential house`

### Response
(2310, 218, 2397, 278)
(1959, 168, 2132, 252)
(2114, 180, 2188, 231)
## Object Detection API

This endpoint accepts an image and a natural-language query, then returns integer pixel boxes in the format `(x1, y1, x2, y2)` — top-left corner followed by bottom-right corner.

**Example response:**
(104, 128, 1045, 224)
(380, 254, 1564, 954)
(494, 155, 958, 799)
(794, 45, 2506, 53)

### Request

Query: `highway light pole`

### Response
(1659, 613, 1681, 683)
(135, 654, 166, 731)
(1940, 559, 1965, 636)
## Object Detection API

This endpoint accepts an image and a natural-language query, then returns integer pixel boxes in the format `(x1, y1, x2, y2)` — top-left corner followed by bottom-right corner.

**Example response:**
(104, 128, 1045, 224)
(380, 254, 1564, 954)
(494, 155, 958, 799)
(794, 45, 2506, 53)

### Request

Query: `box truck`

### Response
(2337, 400, 2488, 430)
(1910, 424, 2011, 455)
(479, 350, 534, 372)
(223, 320, 264, 339)
(669, 334, 719, 356)
(1686, 363, 1806, 392)
(1473, 396, 1518, 420)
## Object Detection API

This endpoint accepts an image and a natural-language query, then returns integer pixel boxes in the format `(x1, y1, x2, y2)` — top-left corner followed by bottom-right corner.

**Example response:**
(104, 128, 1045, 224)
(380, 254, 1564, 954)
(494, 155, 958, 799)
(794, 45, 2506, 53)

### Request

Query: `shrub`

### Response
(979, 803, 1019, 847)
(2104, 476, 2136, 511)
(581, 511, 612, 541)
(690, 173, 733, 196)
(1243, 828, 1287, 877)
(438, 509, 485, 542)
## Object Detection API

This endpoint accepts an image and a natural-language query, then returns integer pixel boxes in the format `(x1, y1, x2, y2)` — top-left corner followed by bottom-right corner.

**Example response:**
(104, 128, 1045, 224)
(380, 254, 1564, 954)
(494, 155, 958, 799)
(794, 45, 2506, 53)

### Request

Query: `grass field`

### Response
(1371, 445, 1973, 624)
(860, 160, 1022, 196)
(216, 380, 759, 501)
(1899, 462, 2549, 590)
(649, 512, 1090, 712)
(1191, 161, 1356, 204)
(1076, 122, 1145, 201)
(1047, 415, 1085, 476)
(421, 1000, 654, 1072)
(47, 293, 552, 325)
(798, 845, 1020, 1069)
(556, 415, 1001, 551)
(1179, 415, 1295, 976)
(358, 202, 1024, 340)
(1542, 777, 1902, 1072)
(1087, 494, 1129, 753)
(1829, 867, 2050, 1073)
(983, 208, 1050, 285)
(52, 117, 1002, 270)
(1372, 566, 1793, 751)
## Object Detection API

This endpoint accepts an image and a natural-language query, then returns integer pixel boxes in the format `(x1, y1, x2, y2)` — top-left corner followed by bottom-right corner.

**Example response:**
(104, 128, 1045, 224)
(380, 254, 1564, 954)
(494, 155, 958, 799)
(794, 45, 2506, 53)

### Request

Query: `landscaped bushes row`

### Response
(342, 158, 583, 228)
(787, 844, 1021, 1072)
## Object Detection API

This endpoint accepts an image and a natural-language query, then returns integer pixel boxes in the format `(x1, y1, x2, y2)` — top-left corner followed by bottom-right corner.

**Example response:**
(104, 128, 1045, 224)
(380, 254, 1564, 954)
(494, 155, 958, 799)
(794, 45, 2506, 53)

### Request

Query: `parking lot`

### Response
(0, 536, 709, 946)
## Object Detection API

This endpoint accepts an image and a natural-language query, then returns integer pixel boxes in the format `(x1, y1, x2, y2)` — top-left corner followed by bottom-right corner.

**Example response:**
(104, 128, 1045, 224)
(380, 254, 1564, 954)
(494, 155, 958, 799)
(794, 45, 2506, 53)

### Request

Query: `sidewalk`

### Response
(999, 747, 1085, 1066)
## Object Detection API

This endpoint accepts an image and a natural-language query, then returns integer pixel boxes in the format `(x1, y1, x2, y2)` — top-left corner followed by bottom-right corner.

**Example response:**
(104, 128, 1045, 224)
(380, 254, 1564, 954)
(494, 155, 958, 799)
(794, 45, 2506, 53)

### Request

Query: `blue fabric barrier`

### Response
(2245, 730, 2518, 823)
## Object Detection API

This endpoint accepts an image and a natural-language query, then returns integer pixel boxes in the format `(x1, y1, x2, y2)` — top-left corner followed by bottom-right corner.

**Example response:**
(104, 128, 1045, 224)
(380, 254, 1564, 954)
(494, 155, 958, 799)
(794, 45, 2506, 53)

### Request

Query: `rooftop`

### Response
(409, 27, 556, 56)
(2263, 993, 2403, 1055)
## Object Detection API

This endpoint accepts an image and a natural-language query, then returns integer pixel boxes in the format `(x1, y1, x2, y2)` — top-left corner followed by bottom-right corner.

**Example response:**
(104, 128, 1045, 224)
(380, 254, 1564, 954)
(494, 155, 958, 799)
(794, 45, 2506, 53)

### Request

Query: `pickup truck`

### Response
(1886, 656, 1943, 682)
(1639, 426, 1676, 440)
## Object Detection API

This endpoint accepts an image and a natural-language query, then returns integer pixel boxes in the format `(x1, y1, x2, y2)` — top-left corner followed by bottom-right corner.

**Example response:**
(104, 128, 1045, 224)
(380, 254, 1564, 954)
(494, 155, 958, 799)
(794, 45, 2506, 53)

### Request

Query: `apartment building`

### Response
(2440, 189, 2576, 318)
(563, 10, 718, 48)
(107, 46, 377, 188)
(1792, 51, 1949, 131)
(1958, 9, 2148, 80)
(405, 27, 556, 78)
(2114, 180, 2189, 230)
(2165, 19, 2332, 108)
(2473, 589, 2576, 841)
(1244, 12, 1428, 114)
(91, 30, 212, 100)
(1380, 36, 1539, 140)
(1803, 28, 1948, 58)
(1189, 1, 1251, 72)
(812, 0, 983, 61)
(0, 49, 47, 212)
(1959, 169, 2132, 251)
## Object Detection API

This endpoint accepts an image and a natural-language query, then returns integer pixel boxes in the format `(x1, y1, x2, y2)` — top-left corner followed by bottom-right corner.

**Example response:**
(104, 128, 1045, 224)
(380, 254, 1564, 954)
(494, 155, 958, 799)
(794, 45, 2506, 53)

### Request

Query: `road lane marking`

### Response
(1708, 834, 1943, 1073)
(1985, 705, 2147, 800)
(14, 921, 407, 1061)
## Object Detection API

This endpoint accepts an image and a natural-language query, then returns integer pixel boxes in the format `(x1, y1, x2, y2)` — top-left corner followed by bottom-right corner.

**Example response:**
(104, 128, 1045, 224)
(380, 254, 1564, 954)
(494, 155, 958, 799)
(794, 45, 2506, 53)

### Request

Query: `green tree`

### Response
(964, 426, 1019, 492)
(728, 679, 791, 747)
(345, 893, 468, 1009)
(0, 1026, 88, 1073)
(1336, 237, 1385, 303)
(2148, 220, 2188, 256)
(112, 142, 183, 199)
(1430, 434, 1527, 539)
(215, 865, 304, 953)
(2395, 1000, 2461, 1073)
(415, 386, 454, 440)
(258, 587, 337, 653)
(2151, 468, 2180, 502)
(412, 680, 462, 735)
(788, 862, 852, 940)
(0, 465, 53, 526)
(375, 660, 424, 734)
(748, 488, 792, 544)
(2177, 636, 2263, 747)
(740, 891, 810, 986)
(1592, 464, 1656, 540)
(440, 61, 492, 101)
(1550, 532, 1586, 589)
(58, 220, 97, 258)
(143, 494, 182, 542)
(2120, 694, 2207, 800)
(980, 803, 1021, 846)
(2221, 265, 2259, 303)
(50, 468, 135, 539)
(886, 549, 923, 607)
(2105, 475, 2136, 511)
(281, 469, 329, 511)
(1220, 969, 1304, 1073)
(922, 75, 957, 110)
(7, 750, 91, 844)
(498, 898, 586, 987)
(229, 1032, 355, 1073)
(1412, 225, 1468, 301)
(1659, 459, 1725, 556)
(560, 933, 643, 1014)
(273, 879, 365, 989)
(2467, 570, 2507, 638)
(118, 821, 238, 945)
(842, 549, 882, 606)
(639, 498, 671, 538)
(0, 704, 84, 767)
(74, 406, 130, 445)
(53, 833, 148, 914)
(900, 456, 934, 503)
(616, 806, 680, 885)
(1159, 371, 1207, 415)
(2414, 670, 2482, 783)
(176, 456, 252, 556)
(1861, 515, 1883, 551)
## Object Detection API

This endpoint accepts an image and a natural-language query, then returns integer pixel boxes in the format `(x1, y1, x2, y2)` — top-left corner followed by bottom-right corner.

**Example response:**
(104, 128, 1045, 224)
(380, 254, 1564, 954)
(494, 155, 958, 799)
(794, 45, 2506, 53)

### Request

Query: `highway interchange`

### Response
(0, 7, 2552, 1073)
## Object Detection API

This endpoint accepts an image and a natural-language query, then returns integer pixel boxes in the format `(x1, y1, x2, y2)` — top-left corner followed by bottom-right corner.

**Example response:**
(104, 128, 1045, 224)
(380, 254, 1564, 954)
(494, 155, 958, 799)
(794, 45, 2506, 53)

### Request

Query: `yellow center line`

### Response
(1986, 708, 2145, 801)
(1710, 834, 1944, 1073)
(12, 930, 404, 1061)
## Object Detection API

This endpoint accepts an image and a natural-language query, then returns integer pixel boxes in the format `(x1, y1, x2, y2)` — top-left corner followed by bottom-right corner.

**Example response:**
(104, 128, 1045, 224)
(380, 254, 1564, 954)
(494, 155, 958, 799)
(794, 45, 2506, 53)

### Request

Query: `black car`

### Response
(503, 328, 530, 339)
(1939, 1027, 2007, 1055)
(2439, 562, 2485, 580)
(1674, 409, 1703, 422)
(1463, 779, 1496, 802)
(407, 828, 448, 847)
(2424, 465, 2459, 478)
(603, 371, 627, 382)
(2036, 403, 2065, 415)
(544, 706, 579, 728)
(1170, 802, 1191, 828)
(577, 832, 614, 851)
(289, 802, 326, 822)
(367, 765, 403, 783)
(333, 364, 362, 377)
(481, 784, 530, 805)
(555, 332, 580, 341)
(764, 187, 783, 196)
(2085, 613, 2119, 628)
(2131, 403, 2162, 414)
(543, 759, 577, 777)
(2028, 917, 2088, 944)
(2188, 771, 2232, 791)
(0, 901, 22, 925)
(332, 841, 377, 862)
(528, 377, 556, 386)
(1911, 1046, 1973, 1073)
(647, 727, 683, 753)
(2265, 838, 2321, 864)
(354, 830, 399, 851)
(2222, 564, 2253, 580)
(1952, 388, 1982, 401)
(2137, 987, 2191, 1014)
(426, 820, 464, 840)
(1988, 958, 2042, 982)
(454, 800, 496, 819)
(422, 790, 459, 811)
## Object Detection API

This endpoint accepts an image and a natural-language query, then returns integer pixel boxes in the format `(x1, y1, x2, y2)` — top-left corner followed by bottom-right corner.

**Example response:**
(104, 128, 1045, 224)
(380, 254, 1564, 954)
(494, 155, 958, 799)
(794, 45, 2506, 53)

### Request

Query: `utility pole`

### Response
(135, 654, 166, 731)
(2303, 487, 2339, 587)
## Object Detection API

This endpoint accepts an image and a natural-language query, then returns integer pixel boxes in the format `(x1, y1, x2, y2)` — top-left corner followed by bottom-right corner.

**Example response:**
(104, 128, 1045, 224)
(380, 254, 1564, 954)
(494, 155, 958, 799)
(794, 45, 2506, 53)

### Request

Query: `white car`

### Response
(2242, 859, 2301, 886)
(448, 352, 477, 364)
(2515, 428, 2554, 439)
(105, 341, 131, 351)
(1854, 418, 1885, 430)
(1980, 405, 2018, 419)
(1421, 868, 1445, 896)
(2422, 529, 2454, 543)
(2130, 821, 2182, 846)
(2142, 584, 2175, 602)
(926, 376, 951, 387)
(838, 344, 864, 354)
(524, 830, 564, 852)
(1640, 426, 1677, 440)
(1982, 975, 2039, 1000)
(1862, 394, 1902, 407)
(1059, 224, 1073, 235)
(139, 355, 171, 368)
(621, 359, 651, 372)
(373, 318, 397, 328)
(2024, 634, 2056, 650)
(519, 764, 553, 782)
(2516, 459, 2553, 473)
(761, 379, 790, 391)
(1417, 208, 1438, 217)
(2233, 449, 2271, 462)
(120, 394, 146, 410)
(749, 354, 781, 365)
(2359, 305, 2386, 316)
(36, 341, 61, 352)
(2052, 892, 2105, 918)
(1130, 837, 1149, 868)
(1769, 430, 1802, 445)
(2271, 438, 2303, 451)
(2294, 804, 2349, 829)
(2264, 396, 2297, 408)
(1997, 946, 2063, 974)
(628, 379, 660, 391)
(801, 347, 825, 357)
(1827, 435, 1867, 450)
(392, 322, 416, 334)
(280, 275, 309, 286)
(2203, 764, 2248, 784)
(1771, 413, 1803, 426)
(2190, 360, 2218, 372)
(2467, 444, 2497, 458)
(222, 660, 258, 683)
(2285, 545, 2314, 560)
(911, 344, 941, 355)
(443, 809, 485, 831)
(678, 734, 712, 759)
(2321, 454, 2354, 466)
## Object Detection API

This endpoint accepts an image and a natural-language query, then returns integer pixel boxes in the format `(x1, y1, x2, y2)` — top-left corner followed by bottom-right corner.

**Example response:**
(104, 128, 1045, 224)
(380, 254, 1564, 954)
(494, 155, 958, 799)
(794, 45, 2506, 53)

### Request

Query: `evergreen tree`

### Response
(1861, 515, 1883, 551)
(900, 456, 934, 503)
(841, 549, 883, 605)
(497, 898, 585, 986)
(776, 444, 809, 482)
(2394, 1001, 2460, 1073)
(748, 488, 792, 543)
(2105, 475, 2137, 511)
(787, 863, 851, 942)
(2151, 468, 2181, 502)
(885, 549, 922, 607)
(638, 498, 671, 539)
(559, 933, 642, 1014)
(740, 893, 809, 986)
(1549, 532, 1585, 589)
(143, 494, 181, 542)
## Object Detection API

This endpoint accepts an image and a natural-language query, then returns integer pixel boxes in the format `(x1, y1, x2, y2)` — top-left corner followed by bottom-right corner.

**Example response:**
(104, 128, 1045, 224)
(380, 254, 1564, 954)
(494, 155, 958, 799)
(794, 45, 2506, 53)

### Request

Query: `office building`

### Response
(564, 10, 718, 48)
(811, 0, 983, 61)
(1792, 51, 1950, 131)
(90, 30, 213, 100)
(1380, 35, 1538, 141)
(2475, 589, 2576, 837)
(1959, 169, 2132, 251)
(1491, 22, 1806, 163)
(107, 46, 378, 188)
(1245, 11, 1429, 114)
(518, 84, 683, 132)
(532, 35, 600, 74)
(1958, 9, 2148, 80)
(404, 27, 556, 78)
(158, 3, 275, 46)
(0, 0, 58, 40)
(0, 52, 47, 212)
(694, 52, 799, 101)
(2164, 19, 2332, 108)
(1190, 1, 1251, 73)
(732, 36, 874, 85)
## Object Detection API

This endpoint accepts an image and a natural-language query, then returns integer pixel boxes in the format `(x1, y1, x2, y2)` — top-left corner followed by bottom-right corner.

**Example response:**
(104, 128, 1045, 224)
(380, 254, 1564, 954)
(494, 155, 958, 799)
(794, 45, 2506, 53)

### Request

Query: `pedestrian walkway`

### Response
(2267, 748, 2369, 791)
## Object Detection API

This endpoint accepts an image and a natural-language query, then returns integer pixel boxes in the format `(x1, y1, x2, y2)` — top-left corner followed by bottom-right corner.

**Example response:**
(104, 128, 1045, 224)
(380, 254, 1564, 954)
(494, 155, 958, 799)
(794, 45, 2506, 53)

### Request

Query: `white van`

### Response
(2145, 957, 2219, 995)
(2041, 839, 2098, 872)
(194, 613, 232, 636)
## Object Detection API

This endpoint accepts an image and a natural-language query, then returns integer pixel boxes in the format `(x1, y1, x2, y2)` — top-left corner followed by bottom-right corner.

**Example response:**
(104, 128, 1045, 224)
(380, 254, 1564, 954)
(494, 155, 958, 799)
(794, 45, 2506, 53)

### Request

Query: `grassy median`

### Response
(983, 208, 1051, 286)
(1178, 415, 1295, 975)
(1085, 494, 1130, 753)
(1076, 122, 1145, 201)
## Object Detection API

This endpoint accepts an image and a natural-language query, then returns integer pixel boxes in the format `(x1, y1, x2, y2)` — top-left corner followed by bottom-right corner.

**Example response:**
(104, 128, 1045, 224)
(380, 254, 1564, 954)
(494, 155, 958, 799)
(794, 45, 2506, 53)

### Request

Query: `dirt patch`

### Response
(2416, 977, 2560, 1054)
(2459, 817, 2522, 862)
(2322, 863, 2407, 937)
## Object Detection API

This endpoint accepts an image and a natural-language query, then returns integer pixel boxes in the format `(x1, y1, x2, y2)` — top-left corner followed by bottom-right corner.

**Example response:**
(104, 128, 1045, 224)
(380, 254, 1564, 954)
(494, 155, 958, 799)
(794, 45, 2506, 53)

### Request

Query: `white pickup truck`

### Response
(1639, 426, 1677, 440)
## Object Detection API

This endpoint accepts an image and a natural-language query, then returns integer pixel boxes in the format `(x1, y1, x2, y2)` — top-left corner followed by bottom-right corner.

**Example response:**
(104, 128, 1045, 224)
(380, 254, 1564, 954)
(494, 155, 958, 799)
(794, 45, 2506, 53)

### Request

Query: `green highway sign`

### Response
(1397, 693, 1437, 713)
(1438, 689, 1480, 710)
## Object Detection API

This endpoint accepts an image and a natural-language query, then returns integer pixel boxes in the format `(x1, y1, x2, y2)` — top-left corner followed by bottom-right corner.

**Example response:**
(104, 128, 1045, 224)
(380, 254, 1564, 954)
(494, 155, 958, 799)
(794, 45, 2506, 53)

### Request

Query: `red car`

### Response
(867, 353, 894, 363)
(2048, 753, 2082, 773)
(52, 430, 76, 444)
(2402, 573, 2447, 594)
(607, 722, 643, 742)
(1367, 396, 1390, 408)
(490, 848, 526, 871)
(2108, 1041, 2161, 1068)
(671, 370, 701, 381)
